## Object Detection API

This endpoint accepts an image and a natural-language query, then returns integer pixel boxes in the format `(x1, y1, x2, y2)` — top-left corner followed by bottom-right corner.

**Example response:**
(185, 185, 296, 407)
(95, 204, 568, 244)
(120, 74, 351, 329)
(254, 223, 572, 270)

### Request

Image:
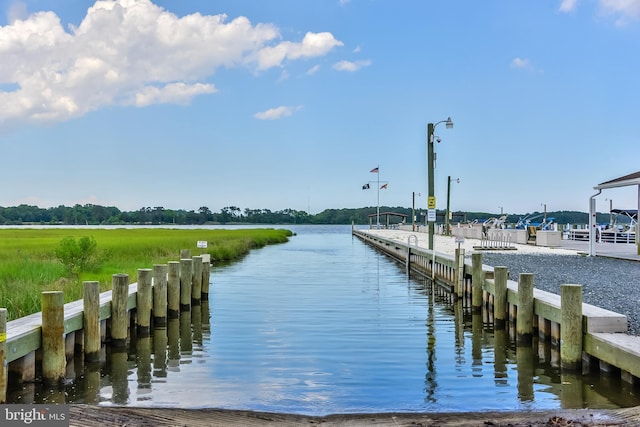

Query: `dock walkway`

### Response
(354, 228, 640, 389)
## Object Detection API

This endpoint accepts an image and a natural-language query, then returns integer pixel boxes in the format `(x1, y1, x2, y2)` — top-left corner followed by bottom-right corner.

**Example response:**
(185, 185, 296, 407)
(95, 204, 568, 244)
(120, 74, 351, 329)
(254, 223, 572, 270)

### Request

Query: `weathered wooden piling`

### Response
(167, 261, 180, 319)
(153, 264, 168, 326)
(180, 258, 193, 312)
(192, 256, 203, 305)
(471, 253, 483, 313)
(202, 259, 211, 301)
(561, 284, 583, 370)
(455, 248, 465, 299)
(83, 281, 101, 362)
(517, 273, 535, 345)
(1, 308, 7, 402)
(137, 269, 152, 337)
(493, 266, 508, 329)
(111, 274, 130, 348)
(41, 291, 65, 384)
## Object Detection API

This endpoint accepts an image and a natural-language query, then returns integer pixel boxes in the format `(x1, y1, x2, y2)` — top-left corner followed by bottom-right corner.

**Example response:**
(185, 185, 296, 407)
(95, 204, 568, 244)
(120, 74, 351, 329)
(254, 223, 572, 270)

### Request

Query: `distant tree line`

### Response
(0, 204, 616, 226)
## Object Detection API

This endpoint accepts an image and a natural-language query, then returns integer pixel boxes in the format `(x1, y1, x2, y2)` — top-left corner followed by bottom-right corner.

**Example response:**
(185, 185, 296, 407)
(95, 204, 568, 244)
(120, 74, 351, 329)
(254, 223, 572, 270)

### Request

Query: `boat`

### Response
(565, 209, 637, 243)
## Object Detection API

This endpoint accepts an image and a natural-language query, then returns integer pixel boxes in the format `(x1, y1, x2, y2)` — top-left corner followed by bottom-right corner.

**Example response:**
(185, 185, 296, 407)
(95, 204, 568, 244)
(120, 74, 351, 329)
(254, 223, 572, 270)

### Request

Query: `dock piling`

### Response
(167, 261, 180, 319)
(202, 260, 211, 301)
(0, 308, 6, 402)
(41, 291, 66, 385)
(111, 274, 130, 348)
(192, 256, 203, 305)
(153, 264, 168, 326)
(471, 253, 483, 313)
(494, 266, 508, 329)
(136, 269, 153, 336)
(561, 284, 583, 370)
(517, 273, 534, 345)
(180, 258, 193, 312)
(83, 281, 101, 362)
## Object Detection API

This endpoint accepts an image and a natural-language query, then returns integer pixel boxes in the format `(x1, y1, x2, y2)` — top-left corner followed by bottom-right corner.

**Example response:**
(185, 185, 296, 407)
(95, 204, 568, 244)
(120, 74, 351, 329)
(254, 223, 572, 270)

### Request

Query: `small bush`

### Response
(55, 236, 98, 276)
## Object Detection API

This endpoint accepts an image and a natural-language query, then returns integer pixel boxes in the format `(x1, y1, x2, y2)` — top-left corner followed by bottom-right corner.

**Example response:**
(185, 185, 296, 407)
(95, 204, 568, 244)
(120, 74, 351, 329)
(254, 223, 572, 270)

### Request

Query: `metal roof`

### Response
(594, 171, 640, 190)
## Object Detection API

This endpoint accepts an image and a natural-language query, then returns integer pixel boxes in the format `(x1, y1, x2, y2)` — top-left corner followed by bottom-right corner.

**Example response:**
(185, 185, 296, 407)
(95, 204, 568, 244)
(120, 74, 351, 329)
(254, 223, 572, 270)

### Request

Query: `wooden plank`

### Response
(585, 333, 640, 379)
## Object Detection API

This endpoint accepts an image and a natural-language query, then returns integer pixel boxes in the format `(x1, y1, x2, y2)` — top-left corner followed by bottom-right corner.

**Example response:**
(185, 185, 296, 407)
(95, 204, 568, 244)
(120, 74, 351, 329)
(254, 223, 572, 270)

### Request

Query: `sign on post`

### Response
(427, 196, 436, 209)
(197, 241, 208, 249)
(427, 209, 436, 222)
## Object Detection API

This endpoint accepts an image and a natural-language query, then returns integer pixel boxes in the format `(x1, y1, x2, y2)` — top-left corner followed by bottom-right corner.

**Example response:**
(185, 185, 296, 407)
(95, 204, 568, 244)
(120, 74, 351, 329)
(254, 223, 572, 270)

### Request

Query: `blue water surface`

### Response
(15, 224, 637, 414)
(107, 224, 636, 414)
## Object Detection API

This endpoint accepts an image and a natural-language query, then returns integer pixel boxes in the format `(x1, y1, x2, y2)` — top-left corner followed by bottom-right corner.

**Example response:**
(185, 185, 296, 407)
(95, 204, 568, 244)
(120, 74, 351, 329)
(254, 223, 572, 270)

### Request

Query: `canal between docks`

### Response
(8, 225, 640, 414)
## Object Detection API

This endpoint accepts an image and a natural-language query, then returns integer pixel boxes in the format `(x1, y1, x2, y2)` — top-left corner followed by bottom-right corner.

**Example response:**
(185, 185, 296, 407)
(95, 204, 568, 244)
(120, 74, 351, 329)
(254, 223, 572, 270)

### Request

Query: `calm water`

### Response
(8, 225, 640, 414)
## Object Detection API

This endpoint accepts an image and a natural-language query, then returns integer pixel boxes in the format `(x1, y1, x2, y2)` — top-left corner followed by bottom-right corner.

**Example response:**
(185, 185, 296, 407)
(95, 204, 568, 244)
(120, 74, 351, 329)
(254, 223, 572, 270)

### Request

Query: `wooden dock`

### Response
(353, 229, 640, 386)
(0, 252, 211, 400)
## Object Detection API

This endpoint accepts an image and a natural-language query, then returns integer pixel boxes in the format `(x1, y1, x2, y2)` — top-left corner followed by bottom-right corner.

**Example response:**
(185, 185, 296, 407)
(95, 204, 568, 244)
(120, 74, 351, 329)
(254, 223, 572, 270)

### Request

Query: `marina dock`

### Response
(353, 228, 640, 387)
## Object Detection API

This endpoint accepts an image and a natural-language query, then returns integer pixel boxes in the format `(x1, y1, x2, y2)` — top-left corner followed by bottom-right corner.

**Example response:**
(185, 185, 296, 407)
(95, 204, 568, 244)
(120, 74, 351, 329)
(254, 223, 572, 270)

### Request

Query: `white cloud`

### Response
(133, 82, 217, 107)
(332, 59, 372, 72)
(510, 57, 532, 69)
(254, 32, 343, 70)
(559, 0, 579, 12)
(559, 0, 640, 24)
(254, 105, 302, 120)
(0, 0, 342, 127)
(306, 64, 321, 75)
(599, 0, 640, 25)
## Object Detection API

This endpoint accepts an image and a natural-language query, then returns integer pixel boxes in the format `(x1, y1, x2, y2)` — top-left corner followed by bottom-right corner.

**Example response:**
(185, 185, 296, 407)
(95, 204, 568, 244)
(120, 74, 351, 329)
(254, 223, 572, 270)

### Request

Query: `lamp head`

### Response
(445, 117, 454, 129)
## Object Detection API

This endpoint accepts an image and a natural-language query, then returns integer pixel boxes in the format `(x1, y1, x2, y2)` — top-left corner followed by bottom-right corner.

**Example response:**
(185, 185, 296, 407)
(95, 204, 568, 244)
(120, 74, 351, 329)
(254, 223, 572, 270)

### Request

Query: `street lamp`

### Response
(412, 192, 421, 231)
(427, 117, 454, 249)
(445, 176, 460, 236)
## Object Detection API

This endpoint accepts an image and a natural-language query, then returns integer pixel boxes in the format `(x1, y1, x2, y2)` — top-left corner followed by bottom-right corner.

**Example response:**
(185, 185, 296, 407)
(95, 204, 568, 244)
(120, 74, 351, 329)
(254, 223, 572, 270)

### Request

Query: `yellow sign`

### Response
(427, 196, 436, 209)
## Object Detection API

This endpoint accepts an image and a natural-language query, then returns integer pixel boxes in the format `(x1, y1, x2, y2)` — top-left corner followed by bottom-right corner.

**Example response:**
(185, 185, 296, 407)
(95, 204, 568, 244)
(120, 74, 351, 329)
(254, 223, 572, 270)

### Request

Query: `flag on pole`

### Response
(370, 167, 379, 173)
(380, 183, 388, 189)
(362, 183, 370, 190)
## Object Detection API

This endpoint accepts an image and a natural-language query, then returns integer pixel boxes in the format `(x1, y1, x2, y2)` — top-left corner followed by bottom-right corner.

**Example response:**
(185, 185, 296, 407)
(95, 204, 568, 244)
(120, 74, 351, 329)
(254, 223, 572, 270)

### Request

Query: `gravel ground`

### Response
(479, 252, 640, 336)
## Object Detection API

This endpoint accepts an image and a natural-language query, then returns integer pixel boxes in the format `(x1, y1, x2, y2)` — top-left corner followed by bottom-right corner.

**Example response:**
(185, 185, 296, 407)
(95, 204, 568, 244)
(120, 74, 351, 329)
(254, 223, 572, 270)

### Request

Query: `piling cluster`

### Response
(0, 250, 211, 402)
(355, 229, 640, 387)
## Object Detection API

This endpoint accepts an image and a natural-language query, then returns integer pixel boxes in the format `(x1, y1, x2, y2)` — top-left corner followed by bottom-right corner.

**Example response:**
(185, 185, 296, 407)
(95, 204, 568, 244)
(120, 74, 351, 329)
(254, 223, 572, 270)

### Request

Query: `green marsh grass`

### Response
(0, 228, 292, 321)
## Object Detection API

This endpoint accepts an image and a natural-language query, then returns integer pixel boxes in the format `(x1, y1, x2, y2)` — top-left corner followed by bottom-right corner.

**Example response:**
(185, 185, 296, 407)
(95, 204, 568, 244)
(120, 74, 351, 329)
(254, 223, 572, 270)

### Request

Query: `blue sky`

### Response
(1, 0, 639, 216)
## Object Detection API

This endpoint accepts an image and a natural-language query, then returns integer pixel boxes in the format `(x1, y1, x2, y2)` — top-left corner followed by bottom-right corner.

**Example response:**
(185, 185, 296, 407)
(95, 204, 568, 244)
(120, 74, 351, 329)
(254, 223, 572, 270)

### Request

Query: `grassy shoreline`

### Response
(0, 227, 292, 321)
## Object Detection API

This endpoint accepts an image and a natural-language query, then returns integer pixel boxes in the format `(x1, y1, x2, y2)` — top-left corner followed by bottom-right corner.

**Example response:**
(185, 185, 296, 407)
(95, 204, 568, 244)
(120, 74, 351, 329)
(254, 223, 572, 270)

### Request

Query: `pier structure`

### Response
(0, 253, 211, 402)
(353, 229, 640, 386)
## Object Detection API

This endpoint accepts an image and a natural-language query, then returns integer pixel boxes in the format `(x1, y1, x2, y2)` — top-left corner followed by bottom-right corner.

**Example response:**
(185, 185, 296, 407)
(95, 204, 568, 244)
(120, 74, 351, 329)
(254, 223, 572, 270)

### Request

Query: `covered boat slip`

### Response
(567, 209, 637, 244)
(589, 171, 640, 256)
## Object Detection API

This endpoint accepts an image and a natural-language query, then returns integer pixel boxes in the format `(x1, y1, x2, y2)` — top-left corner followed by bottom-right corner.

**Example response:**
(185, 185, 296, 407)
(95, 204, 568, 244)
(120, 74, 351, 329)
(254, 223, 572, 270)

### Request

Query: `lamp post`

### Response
(445, 176, 459, 236)
(412, 192, 421, 231)
(427, 117, 454, 249)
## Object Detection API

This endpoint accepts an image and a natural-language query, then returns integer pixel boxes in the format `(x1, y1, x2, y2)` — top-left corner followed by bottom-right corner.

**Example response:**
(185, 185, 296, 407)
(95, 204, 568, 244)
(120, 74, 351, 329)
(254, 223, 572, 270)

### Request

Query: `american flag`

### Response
(370, 167, 379, 173)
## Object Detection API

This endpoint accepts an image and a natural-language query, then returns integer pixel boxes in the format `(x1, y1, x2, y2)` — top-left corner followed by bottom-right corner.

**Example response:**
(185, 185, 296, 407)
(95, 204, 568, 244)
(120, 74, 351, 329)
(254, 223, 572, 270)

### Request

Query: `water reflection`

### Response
(136, 336, 152, 400)
(5, 226, 640, 413)
(153, 327, 168, 378)
(424, 283, 437, 404)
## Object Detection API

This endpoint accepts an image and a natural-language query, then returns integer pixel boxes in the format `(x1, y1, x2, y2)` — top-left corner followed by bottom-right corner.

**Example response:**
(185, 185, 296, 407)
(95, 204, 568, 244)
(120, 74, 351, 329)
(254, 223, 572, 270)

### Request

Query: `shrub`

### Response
(55, 236, 98, 276)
